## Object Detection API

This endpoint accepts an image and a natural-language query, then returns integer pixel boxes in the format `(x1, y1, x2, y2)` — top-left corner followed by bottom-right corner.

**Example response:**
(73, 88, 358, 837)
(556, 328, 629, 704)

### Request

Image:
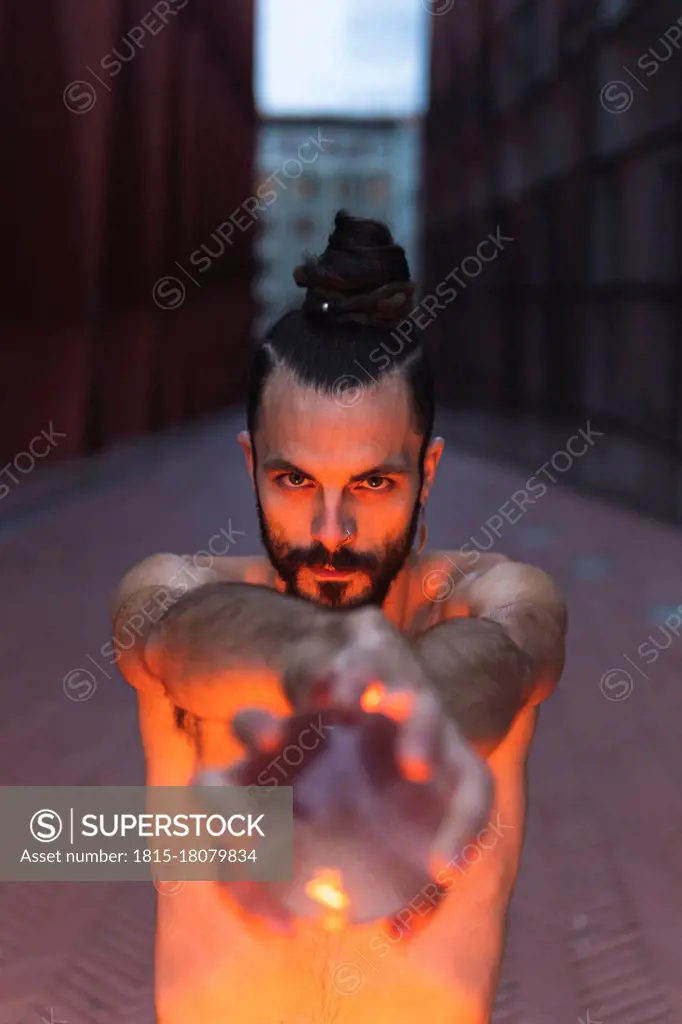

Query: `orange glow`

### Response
(258, 726, 284, 754)
(360, 681, 386, 711)
(400, 755, 432, 783)
(321, 913, 345, 932)
(305, 868, 350, 911)
(305, 869, 350, 932)
(361, 682, 414, 722)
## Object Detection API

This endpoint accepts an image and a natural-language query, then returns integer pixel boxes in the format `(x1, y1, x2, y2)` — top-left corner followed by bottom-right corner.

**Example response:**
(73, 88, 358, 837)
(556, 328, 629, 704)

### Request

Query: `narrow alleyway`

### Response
(1, 412, 680, 1024)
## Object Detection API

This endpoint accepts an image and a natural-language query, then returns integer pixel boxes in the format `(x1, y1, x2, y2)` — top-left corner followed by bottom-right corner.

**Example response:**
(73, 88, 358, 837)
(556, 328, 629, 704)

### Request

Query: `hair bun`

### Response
(293, 210, 415, 330)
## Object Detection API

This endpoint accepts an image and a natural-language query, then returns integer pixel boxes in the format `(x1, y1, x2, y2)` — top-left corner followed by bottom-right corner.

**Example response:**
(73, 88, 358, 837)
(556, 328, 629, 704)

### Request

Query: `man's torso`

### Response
(139, 551, 538, 1024)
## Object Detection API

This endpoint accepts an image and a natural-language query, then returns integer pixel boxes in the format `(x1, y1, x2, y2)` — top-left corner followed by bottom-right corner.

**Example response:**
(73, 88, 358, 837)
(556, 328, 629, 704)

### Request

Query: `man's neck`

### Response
(379, 559, 414, 630)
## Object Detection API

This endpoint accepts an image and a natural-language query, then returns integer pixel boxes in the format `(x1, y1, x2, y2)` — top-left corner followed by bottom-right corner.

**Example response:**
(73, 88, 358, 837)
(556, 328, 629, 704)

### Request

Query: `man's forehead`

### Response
(256, 373, 422, 470)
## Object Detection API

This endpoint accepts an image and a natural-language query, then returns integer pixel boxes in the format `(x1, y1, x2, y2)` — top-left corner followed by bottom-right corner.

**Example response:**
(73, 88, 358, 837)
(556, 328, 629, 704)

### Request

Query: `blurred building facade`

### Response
(0, 0, 256, 467)
(253, 118, 422, 337)
(423, 0, 682, 522)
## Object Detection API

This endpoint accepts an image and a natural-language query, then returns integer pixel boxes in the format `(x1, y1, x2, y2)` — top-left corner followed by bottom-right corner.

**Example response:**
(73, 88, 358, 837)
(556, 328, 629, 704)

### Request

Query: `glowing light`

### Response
(322, 913, 345, 932)
(305, 868, 349, 911)
(361, 682, 414, 722)
(360, 681, 386, 711)
(400, 755, 432, 783)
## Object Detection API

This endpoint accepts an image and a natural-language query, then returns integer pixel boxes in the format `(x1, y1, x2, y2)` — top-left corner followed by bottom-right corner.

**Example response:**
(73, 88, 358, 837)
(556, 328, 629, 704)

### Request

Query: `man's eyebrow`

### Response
(349, 461, 410, 481)
(261, 457, 306, 474)
(260, 457, 411, 479)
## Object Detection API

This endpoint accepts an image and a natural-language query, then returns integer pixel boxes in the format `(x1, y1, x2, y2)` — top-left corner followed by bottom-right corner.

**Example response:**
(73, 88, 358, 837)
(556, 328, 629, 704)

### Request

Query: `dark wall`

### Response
(423, 0, 682, 521)
(0, 0, 256, 464)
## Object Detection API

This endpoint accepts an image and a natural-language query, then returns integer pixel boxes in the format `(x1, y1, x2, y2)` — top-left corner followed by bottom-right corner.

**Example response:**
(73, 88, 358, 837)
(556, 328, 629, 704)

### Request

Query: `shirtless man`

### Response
(112, 211, 567, 1024)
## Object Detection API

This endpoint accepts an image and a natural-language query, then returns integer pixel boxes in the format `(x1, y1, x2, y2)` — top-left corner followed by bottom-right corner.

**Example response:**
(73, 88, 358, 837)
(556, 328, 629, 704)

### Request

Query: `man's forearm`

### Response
(143, 582, 324, 684)
(413, 563, 567, 756)
(413, 617, 531, 757)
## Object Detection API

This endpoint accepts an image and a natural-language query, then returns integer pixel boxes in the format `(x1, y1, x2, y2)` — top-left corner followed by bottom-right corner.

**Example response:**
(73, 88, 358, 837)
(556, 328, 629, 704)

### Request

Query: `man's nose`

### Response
(311, 497, 353, 550)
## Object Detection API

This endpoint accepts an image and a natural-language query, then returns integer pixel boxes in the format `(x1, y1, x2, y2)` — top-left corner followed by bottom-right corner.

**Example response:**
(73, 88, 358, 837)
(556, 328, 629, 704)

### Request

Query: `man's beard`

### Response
(254, 489, 422, 610)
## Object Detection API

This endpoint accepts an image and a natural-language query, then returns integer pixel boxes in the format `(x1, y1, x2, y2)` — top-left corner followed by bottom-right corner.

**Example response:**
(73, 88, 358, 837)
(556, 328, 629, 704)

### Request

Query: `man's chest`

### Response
(153, 733, 531, 1024)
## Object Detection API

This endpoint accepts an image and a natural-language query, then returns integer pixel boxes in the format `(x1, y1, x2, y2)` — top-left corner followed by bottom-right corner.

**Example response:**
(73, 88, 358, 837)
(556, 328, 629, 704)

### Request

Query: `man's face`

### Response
(241, 370, 442, 609)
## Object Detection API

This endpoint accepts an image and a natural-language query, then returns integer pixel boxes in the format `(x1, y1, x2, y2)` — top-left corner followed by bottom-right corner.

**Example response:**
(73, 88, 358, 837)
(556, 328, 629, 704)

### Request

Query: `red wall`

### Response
(0, 0, 256, 463)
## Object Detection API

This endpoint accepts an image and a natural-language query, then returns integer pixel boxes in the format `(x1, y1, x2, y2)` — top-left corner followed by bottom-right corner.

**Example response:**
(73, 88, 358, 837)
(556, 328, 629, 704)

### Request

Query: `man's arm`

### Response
(112, 553, 356, 771)
(413, 560, 567, 758)
(113, 553, 495, 865)
(111, 553, 218, 694)
(112, 554, 489, 778)
(113, 554, 427, 721)
(111, 554, 333, 711)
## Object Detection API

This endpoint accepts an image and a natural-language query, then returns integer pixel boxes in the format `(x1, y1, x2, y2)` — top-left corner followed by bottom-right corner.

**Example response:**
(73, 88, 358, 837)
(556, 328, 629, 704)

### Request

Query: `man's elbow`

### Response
(110, 553, 195, 692)
(481, 562, 568, 705)
(110, 552, 187, 623)
(529, 652, 565, 705)
(527, 617, 567, 705)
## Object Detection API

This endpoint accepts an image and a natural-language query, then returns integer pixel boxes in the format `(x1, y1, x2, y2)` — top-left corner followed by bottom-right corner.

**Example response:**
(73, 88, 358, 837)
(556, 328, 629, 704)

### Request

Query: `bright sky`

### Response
(255, 0, 430, 118)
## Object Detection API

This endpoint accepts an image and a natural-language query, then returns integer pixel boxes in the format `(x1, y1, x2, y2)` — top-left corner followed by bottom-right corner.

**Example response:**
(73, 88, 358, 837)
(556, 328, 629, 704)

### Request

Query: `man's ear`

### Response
(238, 430, 254, 486)
(420, 436, 445, 505)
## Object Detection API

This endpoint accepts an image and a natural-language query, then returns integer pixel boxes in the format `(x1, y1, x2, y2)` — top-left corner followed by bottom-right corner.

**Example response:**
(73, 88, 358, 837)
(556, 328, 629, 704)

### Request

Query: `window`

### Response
(365, 176, 390, 202)
(653, 161, 682, 283)
(297, 176, 319, 198)
(598, 0, 636, 25)
(346, 136, 376, 157)
(589, 173, 624, 283)
(559, 0, 597, 56)
(509, 0, 542, 92)
(339, 178, 360, 202)
(292, 216, 315, 237)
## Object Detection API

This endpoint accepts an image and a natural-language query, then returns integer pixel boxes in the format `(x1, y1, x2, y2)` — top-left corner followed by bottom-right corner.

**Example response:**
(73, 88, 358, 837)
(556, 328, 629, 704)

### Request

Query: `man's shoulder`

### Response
(203, 554, 273, 587)
(415, 548, 510, 578)
(409, 548, 510, 602)
(111, 553, 273, 620)
(403, 549, 511, 634)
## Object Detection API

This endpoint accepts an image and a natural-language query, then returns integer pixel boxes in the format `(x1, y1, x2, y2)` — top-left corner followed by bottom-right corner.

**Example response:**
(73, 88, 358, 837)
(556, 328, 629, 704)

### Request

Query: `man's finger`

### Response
(387, 687, 441, 782)
(429, 730, 493, 874)
(327, 664, 373, 710)
(192, 765, 234, 789)
(231, 708, 286, 754)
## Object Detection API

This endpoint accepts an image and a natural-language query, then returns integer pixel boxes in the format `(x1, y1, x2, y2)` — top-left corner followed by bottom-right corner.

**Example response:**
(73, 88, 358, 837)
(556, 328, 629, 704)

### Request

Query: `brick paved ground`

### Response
(1, 411, 681, 1024)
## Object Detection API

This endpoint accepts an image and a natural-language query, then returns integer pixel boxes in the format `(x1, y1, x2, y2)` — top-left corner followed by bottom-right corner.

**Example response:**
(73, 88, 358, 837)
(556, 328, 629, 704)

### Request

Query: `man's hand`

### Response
(282, 607, 451, 780)
(231, 605, 440, 778)
(223, 605, 494, 873)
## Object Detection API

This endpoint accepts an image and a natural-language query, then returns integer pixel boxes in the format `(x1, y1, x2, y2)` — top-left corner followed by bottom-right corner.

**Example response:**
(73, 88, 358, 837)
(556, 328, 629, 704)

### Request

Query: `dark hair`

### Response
(246, 210, 435, 449)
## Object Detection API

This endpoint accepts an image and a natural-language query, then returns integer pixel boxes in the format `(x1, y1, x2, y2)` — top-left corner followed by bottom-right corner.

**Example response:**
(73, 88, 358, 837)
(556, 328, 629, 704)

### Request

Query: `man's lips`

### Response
(309, 566, 356, 579)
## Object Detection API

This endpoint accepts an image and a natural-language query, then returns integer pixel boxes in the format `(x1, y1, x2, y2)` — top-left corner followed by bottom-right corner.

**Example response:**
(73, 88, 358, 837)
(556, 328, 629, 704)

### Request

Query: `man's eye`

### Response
(360, 476, 393, 492)
(278, 472, 308, 488)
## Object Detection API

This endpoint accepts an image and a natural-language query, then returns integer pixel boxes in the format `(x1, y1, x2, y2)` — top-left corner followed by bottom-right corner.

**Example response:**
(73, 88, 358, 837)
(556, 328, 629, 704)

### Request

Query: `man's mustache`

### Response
(278, 543, 380, 573)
